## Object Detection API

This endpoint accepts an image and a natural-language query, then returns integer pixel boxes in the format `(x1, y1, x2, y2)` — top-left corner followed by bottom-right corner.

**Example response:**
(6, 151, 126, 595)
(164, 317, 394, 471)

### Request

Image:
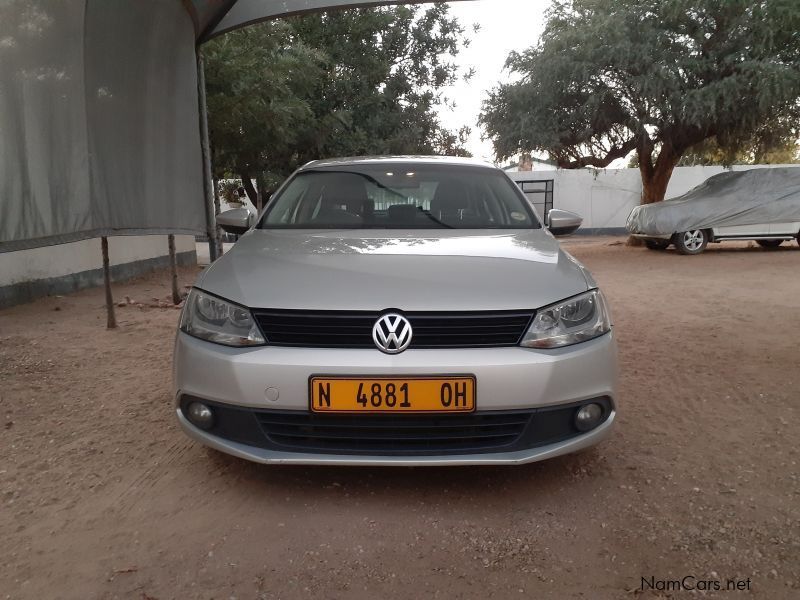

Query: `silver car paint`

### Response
(173, 330, 617, 465)
(197, 229, 590, 311)
(174, 156, 618, 465)
(175, 409, 616, 466)
(174, 329, 617, 412)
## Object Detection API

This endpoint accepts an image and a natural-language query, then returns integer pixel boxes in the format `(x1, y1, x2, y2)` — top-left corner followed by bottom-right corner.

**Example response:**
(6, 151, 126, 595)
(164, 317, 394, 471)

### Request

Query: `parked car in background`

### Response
(634, 221, 800, 255)
(173, 156, 618, 466)
(627, 167, 800, 255)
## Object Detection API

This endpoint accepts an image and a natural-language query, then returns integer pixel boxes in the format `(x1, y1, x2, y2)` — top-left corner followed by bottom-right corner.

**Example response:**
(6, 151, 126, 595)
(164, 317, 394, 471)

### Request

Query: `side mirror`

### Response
(217, 208, 254, 235)
(546, 209, 582, 236)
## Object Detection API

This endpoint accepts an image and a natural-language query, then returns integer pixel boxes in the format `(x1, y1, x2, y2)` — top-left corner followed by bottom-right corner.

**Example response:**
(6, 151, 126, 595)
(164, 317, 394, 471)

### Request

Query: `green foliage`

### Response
(629, 132, 800, 167)
(481, 0, 800, 202)
(203, 20, 325, 188)
(217, 180, 243, 206)
(675, 123, 800, 166)
(203, 6, 470, 199)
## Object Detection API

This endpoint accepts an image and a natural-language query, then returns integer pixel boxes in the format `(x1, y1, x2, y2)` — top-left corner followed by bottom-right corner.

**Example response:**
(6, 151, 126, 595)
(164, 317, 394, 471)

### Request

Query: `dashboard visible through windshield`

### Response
(259, 164, 540, 229)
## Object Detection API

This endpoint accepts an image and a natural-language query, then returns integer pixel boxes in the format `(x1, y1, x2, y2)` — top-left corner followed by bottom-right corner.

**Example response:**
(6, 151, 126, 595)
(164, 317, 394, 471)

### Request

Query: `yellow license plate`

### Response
(310, 376, 476, 414)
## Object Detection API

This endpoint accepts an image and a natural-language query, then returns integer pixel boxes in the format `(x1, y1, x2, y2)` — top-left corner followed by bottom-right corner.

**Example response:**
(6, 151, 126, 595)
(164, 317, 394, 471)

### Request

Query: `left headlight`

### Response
(521, 289, 611, 349)
(179, 288, 266, 347)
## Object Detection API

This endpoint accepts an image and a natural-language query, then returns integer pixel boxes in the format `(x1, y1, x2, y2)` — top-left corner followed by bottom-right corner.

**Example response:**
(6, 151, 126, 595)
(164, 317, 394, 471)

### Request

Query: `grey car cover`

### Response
(626, 167, 800, 236)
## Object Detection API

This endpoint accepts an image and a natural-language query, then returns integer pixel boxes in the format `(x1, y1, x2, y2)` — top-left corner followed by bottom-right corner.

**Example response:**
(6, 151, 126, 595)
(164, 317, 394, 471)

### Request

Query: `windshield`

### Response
(258, 164, 540, 229)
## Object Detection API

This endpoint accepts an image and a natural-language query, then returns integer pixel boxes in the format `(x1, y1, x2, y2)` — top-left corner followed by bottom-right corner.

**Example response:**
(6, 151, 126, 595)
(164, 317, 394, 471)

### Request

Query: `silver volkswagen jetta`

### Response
(174, 156, 618, 465)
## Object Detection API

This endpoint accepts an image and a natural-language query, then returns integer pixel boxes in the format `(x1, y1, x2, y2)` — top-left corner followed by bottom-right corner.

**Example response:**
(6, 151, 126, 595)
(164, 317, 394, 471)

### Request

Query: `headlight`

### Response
(521, 289, 611, 349)
(179, 289, 265, 347)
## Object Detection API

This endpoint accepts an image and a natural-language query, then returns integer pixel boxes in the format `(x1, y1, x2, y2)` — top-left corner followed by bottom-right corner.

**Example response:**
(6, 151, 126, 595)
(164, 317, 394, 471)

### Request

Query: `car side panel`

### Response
(712, 224, 770, 237)
(769, 221, 800, 235)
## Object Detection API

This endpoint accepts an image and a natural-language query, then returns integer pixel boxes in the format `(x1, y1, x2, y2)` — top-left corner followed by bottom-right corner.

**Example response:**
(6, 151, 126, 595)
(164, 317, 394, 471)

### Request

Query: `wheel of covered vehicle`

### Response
(674, 230, 708, 255)
(756, 240, 782, 249)
(644, 239, 670, 251)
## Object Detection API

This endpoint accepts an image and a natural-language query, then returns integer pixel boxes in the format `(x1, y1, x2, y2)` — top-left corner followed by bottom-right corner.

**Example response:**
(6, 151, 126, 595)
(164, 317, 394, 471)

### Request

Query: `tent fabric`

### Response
(0, 0, 453, 253)
(626, 167, 800, 236)
(0, 0, 206, 253)
(205, 0, 442, 39)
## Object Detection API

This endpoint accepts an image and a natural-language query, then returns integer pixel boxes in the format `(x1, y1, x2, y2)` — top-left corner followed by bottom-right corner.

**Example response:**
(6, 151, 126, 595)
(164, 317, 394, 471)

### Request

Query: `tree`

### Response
(203, 5, 471, 205)
(202, 20, 324, 207)
(629, 127, 800, 167)
(480, 0, 800, 204)
(674, 123, 800, 166)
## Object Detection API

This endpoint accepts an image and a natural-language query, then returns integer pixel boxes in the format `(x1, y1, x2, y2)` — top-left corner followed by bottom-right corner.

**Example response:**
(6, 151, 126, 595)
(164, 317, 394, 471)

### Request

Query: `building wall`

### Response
(0, 235, 196, 308)
(509, 164, 800, 233)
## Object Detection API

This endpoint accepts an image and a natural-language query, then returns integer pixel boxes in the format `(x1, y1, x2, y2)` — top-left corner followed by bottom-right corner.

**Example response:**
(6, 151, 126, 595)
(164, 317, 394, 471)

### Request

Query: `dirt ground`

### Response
(1, 238, 799, 600)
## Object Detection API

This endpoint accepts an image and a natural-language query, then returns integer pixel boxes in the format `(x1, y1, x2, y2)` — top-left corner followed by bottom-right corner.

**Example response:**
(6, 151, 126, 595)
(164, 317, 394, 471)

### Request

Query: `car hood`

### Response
(197, 229, 590, 311)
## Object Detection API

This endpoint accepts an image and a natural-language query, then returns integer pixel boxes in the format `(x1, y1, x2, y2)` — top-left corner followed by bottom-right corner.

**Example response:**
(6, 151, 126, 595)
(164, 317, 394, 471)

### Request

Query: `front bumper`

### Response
(173, 330, 618, 465)
(176, 408, 615, 465)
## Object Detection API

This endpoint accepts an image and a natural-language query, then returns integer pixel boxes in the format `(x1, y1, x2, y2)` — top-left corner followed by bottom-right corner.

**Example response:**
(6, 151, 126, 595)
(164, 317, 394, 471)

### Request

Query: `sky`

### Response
(438, 0, 552, 163)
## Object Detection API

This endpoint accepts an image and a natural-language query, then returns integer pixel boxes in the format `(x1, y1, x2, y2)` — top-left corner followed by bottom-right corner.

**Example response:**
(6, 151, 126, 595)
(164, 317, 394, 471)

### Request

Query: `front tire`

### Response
(674, 230, 708, 255)
(644, 239, 671, 251)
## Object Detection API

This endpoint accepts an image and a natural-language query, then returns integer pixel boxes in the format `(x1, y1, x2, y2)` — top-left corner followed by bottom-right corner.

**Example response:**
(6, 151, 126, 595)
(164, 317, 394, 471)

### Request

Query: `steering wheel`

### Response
(312, 207, 363, 225)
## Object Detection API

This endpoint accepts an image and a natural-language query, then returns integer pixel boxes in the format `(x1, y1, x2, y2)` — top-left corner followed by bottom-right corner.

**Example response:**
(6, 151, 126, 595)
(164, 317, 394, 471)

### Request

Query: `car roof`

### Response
(299, 155, 498, 171)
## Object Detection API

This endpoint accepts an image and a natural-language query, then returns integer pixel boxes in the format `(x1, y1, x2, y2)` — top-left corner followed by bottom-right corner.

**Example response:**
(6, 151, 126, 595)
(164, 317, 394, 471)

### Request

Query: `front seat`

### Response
(313, 174, 368, 225)
(430, 181, 470, 225)
(387, 204, 419, 227)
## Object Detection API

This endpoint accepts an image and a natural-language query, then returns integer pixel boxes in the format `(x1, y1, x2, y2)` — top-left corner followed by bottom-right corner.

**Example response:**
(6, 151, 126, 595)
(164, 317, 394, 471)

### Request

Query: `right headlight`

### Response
(179, 288, 265, 347)
(520, 289, 611, 349)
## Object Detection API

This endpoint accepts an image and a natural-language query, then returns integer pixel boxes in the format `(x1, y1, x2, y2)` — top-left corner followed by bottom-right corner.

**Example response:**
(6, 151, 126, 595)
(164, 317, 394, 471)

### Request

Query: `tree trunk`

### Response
(212, 175, 224, 257)
(640, 166, 675, 204)
(168, 234, 181, 305)
(240, 170, 260, 210)
(628, 145, 682, 246)
(639, 144, 682, 204)
(255, 171, 269, 209)
(101, 236, 117, 329)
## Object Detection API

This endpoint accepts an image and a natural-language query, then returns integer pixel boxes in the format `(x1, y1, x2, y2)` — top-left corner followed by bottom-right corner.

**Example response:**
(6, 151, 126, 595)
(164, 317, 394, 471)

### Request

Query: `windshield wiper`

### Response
(420, 210, 455, 229)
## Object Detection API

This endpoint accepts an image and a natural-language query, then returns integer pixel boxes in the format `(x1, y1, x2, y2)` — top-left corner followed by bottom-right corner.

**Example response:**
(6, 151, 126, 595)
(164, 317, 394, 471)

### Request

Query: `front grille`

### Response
(256, 411, 532, 455)
(252, 310, 534, 349)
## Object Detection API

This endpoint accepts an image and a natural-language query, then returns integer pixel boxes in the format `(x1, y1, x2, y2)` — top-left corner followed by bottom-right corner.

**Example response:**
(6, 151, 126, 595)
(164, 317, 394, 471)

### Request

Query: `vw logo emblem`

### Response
(372, 313, 413, 354)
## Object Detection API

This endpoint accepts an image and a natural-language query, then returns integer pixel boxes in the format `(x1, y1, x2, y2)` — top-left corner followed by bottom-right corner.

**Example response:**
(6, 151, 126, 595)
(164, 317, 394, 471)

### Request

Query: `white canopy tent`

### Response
(195, 0, 433, 40)
(0, 0, 461, 259)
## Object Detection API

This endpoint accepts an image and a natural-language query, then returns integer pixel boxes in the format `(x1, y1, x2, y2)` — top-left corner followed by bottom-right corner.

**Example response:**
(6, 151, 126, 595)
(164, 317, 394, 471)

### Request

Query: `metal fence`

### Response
(515, 179, 554, 220)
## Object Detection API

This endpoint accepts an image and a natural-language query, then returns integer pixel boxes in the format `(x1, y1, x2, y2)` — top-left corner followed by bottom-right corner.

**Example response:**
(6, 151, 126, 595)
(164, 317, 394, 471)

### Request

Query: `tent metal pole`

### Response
(197, 54, 219, 263)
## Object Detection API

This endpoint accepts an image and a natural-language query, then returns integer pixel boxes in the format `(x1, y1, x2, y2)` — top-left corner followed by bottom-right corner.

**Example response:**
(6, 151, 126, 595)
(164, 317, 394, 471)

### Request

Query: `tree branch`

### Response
(556, 137, 639, 169)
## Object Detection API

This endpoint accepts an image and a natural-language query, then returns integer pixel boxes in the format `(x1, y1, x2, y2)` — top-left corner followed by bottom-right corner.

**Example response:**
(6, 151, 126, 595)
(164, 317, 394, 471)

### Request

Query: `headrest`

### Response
(431, 181, 469, 215)
(321, 174, 368, 212)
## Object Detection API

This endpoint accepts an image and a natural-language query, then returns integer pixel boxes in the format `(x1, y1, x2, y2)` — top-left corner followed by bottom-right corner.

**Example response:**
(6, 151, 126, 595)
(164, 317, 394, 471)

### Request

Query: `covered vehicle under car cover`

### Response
(626, 167, 800, 236)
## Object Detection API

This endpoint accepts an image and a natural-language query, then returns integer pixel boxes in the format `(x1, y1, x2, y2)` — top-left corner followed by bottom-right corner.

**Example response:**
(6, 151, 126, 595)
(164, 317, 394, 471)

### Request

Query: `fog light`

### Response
(575, 403, 603, 432)
(186, 402, 214, 430)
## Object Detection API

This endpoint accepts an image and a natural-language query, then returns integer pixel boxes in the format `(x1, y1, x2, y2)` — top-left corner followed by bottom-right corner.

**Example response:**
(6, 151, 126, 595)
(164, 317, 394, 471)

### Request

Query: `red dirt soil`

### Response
(1, 238, 798, 599)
